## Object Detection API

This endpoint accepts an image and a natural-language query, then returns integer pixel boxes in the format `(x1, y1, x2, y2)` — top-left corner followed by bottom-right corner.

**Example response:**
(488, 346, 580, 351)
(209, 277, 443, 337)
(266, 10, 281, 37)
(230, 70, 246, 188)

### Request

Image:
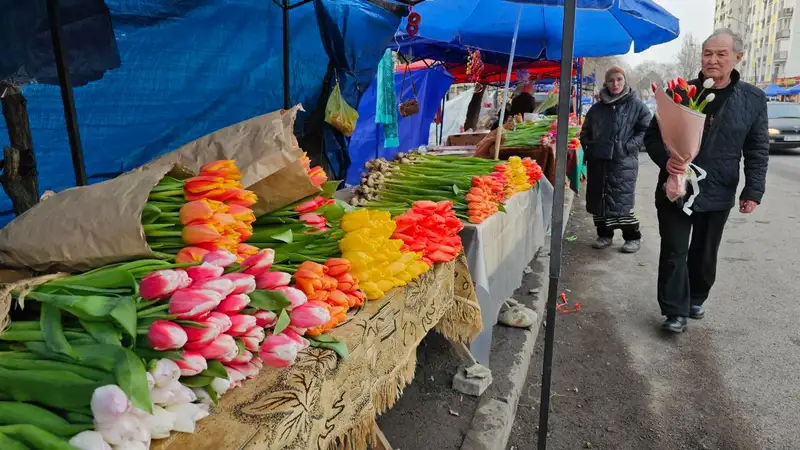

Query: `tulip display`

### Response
(290, 259, 365, 336)
(465, 175, 503, 224)
(142, 160, 258, 263)
(492, 156, 532, 197)
(392, 201, 464, 266)
(300, 152, 328, 187)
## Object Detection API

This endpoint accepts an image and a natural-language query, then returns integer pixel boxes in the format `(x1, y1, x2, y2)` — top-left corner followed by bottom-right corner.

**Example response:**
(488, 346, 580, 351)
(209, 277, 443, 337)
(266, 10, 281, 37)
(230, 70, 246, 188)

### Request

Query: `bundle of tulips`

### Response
(392, 201, 464, 266)
(142, 160, 260, 263)
(493, 156, 532, 197)
(465, 175, 504, 224)
(521, 157, 544, 185)
(339, 209, 430, 300)
(539, 117, 581, 148)
(292, 259, 365, 337)
(300, 152, 328, 187)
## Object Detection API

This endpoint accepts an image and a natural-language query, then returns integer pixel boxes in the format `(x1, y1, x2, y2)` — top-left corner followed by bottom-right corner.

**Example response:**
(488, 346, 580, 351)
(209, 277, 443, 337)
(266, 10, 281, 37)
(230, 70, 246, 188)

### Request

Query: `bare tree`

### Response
(675, 33, 702, 79)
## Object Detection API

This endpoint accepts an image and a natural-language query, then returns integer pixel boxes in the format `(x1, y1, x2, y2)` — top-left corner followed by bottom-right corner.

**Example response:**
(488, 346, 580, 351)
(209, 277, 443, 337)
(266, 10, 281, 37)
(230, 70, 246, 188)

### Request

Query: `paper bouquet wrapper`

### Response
(654, 89, 706, 201)
(0, 165, 182, 272)
(143, 105, 320, 215)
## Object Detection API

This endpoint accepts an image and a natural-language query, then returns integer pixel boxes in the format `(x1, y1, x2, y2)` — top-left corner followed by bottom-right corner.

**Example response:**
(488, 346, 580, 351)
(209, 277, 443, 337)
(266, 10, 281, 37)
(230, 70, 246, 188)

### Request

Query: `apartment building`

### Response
(715, 0, 799, 85)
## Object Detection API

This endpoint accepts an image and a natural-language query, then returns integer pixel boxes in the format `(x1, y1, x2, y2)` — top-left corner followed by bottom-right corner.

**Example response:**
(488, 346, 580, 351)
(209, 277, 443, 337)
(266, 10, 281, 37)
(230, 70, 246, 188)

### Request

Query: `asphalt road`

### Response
(509, 152, 800, 450)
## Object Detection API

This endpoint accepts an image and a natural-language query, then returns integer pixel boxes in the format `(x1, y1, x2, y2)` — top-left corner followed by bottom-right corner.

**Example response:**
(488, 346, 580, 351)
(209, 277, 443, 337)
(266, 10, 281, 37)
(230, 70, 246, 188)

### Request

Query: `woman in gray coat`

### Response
(580, 67, 651, 253)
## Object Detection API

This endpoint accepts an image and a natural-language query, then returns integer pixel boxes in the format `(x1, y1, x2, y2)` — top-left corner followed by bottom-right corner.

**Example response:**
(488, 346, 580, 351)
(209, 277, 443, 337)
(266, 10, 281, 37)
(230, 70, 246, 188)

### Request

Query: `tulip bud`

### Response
(228, 204, 256, 224)
(295, 196, 325, 214)
(324, 257, 351, 276)
(176, 246, 210, 264)
(148, 320, 188, 351)
(148, 358, 181, 387)
(210, 377, 231, 395)
(672, 92, 682, 104)
(706, 93, 716, 102)
(215, 293, 251, 315)
(190, 277, 235, 297)
(226, 366, 247, 384)
(202, 250, 238, 268)
(255, 271, 292, 290)
(259, 334, 301, 368)
(687, 85, 697, 99)
(147, 405, 177, 439)
(240, 249, 275, 276)
(225, 361, 260, 379)
(200, 160, 242, 180)
(176, 351, 207, 377)
(165, 402, 209, 434)
(182, 318, 222, 348)
(179, 199, 219, 225)
(183, 222, 223, 245)
(275, 286, 307, 310)
(197, 333, 239, 360)
(227, 314, 258, 336)
(241, 336, 261, 352)
(206, 312, 233, 333)
(226, 190, 258, 207)
(289, 303, 331, 329)
(282, 328, 310, 350)
(299, 213, 327, 228)
(703, 78, 715, 89)
(69, 431, 112, 450)
(223, 349, 253, 364)
(222, 273, 257, 295)
(244, 324, 265, 341)
(237, 243, 259, 260)
(254, 310, 278, 328)
(91, 385, 131, 425)
(186, 262, 225, 281)
(139, 269, 185, 300)
(169, 288, 224, 319)
(650, 82, 658, 93)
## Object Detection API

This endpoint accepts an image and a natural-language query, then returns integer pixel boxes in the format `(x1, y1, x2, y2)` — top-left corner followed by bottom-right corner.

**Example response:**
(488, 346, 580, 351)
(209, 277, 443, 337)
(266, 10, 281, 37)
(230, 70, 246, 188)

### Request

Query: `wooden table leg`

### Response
(372, 423, 393, 450)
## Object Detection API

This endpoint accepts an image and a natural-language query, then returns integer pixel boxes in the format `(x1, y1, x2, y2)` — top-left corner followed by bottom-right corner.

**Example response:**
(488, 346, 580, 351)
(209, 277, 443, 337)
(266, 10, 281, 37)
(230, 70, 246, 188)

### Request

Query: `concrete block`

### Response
(453, 364, 493, 397)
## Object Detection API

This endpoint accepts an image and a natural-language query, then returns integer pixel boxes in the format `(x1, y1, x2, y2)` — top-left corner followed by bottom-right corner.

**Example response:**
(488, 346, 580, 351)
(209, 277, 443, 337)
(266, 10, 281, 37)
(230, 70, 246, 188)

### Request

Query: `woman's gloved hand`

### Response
(666, 157, 686, 176)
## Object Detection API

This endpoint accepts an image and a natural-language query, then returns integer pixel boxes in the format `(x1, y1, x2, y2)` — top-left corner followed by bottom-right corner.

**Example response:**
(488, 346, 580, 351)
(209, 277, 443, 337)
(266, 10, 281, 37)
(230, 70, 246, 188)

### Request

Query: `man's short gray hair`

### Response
(703, 28, 745, 54)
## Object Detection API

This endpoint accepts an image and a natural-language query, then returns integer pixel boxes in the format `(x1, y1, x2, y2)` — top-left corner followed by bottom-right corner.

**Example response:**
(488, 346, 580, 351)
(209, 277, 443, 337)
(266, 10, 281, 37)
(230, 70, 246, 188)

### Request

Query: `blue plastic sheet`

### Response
(764, 84, 792, 96)
(0, 0, 400, 225)
(396, 0, 680, 60)
(346, 67, 454, 185)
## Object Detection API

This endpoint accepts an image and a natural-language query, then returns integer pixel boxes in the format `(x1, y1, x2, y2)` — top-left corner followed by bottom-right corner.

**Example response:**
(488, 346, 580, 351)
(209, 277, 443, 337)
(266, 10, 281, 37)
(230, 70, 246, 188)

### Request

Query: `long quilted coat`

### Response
(580, 89, 651, 217)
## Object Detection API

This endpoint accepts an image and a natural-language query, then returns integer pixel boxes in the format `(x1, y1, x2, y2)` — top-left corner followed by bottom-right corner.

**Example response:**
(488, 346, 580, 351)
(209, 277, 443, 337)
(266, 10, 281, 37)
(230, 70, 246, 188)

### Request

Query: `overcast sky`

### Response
(623, 0, 715, 67)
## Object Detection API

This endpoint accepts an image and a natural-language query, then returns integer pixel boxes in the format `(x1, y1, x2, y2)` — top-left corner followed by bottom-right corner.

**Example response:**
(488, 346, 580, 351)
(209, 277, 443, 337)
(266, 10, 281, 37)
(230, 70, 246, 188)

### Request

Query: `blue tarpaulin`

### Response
(395, 0, 680, 60)
(346, 67, 453, 185)
(0, 0, 401, 225)
(764, 83, 792, 96)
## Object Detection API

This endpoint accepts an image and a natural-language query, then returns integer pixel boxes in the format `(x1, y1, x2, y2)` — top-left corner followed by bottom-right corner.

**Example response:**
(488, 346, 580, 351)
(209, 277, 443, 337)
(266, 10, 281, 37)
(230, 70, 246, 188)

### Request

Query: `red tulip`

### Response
(197, 333, 238, 360)
(169, 288, 224, 319)
(651, 82, 658, 93)
(295, 196, 326, 214)
(667, 79, 676, 91)
(222, 349, 253, 365)
(244, 324, 265, 341)
(240, 249, 275, 276)
(687, 85, 697, 99)
(255, 271, 291, 290)
(139, 269, 186, 300)
(275, 286, 307, 310)
(672, 92, 682, 104)
(148, 320, 188, 351)
(259, 334, 300, 368)
(176, 247, 210, 264)
(186, 262, 224, 281)
(254, 310, 278, 328)
(677, 77, 689, 90)
(183, 317, 222, 347)
(176, 351, 207, 377)
(227, 314, 258, 336)
(221, 273, 256, 295)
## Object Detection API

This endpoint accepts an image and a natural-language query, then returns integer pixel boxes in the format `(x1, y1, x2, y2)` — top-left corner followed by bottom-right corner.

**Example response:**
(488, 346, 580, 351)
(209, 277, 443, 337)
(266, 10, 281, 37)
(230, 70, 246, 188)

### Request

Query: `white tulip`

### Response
(91, 385, 131, 425)
(112, 440, 148, 450)
(150, 383, 177, 406)
(193, 387, 213, 405)
(210, 377, 231, 395)
(96, 414, 140, 445)
(149, 359, 181, 387)
(69, 431, 112, 450)
(706, 93, 716, 102)
(172, 384, 198, 405)
(165, 402, 210, 433)
(146, 373, 155, 390)
(147, 405, 177, 439)
(703, 78, 715, 89)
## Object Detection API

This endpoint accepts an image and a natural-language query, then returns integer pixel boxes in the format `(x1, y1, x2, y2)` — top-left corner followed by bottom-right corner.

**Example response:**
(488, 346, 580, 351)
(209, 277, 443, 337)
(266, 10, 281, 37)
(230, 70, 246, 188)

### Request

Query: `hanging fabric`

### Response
(398, 67, 420, 118)
(375, 49, 399, 148)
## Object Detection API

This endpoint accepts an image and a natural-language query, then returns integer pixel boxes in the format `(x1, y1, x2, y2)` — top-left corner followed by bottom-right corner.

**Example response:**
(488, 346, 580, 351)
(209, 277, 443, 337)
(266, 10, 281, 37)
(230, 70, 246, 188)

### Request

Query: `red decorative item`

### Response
(406, 23, 419, 37)
(465, 49, 484, 82)
(406, 11, 421, 37)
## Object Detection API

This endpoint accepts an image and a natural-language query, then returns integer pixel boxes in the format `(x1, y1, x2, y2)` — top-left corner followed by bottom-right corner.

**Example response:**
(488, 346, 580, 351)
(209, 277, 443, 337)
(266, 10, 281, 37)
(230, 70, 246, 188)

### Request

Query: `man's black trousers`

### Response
(656, 198, 731, 317)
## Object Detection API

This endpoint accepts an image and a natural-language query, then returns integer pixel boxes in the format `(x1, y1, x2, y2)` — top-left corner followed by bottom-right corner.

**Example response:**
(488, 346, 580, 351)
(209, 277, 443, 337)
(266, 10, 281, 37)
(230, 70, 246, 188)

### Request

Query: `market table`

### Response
(459, 185, 547, 366)
(152, 256, 481, 450)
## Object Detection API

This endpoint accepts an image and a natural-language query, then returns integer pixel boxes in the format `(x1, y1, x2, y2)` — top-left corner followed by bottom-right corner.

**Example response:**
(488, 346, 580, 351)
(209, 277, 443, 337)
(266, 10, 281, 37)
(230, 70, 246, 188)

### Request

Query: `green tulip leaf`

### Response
(271, 229, 294, 244)
(201, 360, 228, 379)
(273, 309, 290, 335)
(114, 348, 152, 414)
(0, 431, 31, 450)
(202, 384, 219, 406)
(248, 290, 291, 311)
(180, 375, 214, 388)
(307, 336, 349, 360)
(25, 292, 118, 320)
(46, 267, 138, 291)
(79, 320, 122, 346)
(235, 338, 246, 355)
(497, 203, 507, 213)
(133, 348, 183, 363)
(320, 180, 342, 198)
(452, 184, 461, 195)
(110, 297, 138, 338)
(141, 203, 163, 225)
(41, 304, 76, 358)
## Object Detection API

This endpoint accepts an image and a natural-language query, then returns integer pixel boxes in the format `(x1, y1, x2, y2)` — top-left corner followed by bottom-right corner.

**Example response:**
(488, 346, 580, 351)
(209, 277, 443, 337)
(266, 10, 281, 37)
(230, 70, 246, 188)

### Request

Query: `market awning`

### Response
(764, 83, 792, 96)
(395, 59, 575, 84)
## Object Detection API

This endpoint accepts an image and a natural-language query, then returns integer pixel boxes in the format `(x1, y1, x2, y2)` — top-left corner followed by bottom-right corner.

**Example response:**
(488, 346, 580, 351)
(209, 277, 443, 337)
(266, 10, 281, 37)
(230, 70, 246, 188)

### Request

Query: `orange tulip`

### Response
(182, 222, 222, 245)
(234, 224, 253, 241)
(226, 190, 258, 207)
(212, 212, 236, 227)
(309, 290, 330, 302)
(296, 261, 326, 278)
(324, 258, 351, 277)
(175, 246, 210, 263)
(335, 273, 356, 291)
(200, 160, 242, 181)
(184, 175, 226, 195)
(307, 166, 327, 187)
(228, 204, 256, 224)
(327, 289, 349, 308)
(300, 153, 311, 171)
(237, 243, 259, 259)
(180, 199, 225, 225)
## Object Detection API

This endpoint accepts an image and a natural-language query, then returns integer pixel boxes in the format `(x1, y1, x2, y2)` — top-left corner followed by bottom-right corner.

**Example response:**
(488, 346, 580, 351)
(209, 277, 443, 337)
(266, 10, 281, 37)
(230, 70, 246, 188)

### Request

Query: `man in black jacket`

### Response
(645, 28, 769, 333)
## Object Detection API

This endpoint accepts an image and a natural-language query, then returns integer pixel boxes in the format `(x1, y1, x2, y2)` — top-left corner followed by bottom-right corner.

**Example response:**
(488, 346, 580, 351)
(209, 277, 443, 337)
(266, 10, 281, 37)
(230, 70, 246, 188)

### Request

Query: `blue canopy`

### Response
(789, 84, 800, 94)
(765, 84, 793, 96)
(396, 0, 680, 60)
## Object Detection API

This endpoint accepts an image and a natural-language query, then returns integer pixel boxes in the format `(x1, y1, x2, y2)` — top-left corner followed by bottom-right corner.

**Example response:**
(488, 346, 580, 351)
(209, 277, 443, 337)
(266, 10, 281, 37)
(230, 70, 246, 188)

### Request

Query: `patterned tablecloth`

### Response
(153, 255, 481, 450)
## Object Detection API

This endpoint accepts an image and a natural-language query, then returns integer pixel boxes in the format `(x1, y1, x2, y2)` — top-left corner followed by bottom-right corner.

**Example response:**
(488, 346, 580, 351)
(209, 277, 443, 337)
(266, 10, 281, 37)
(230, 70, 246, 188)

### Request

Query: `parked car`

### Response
(767, 102, 800, 152)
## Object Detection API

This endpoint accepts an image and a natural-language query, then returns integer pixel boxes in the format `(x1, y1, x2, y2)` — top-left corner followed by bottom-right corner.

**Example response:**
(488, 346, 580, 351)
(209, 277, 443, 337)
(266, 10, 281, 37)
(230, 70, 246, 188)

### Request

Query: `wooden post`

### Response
(1, 81, 39, 216)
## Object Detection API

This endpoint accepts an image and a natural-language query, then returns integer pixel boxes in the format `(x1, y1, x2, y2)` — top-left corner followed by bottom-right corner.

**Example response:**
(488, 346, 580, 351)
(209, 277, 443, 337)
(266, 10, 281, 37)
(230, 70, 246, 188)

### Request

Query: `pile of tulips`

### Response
(465, 175, 504, 224)
(293, 259, 365, 337)
(142, 160, 260, 263)
(339, 209, 429, 300)
(521, 157, 544, 185)
(392, 201, 464, 266)
(493, 156, 532, 197)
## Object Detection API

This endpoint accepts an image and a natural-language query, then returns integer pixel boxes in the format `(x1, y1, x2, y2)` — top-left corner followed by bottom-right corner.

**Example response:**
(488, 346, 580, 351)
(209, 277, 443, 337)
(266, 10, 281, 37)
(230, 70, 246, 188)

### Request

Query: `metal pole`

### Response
(438, 96, 445, 145)
(492, 5, 523, 160)
(537, 0, 576, 448)
(282, 0, 291, 109)
(46, 0, 87, 186)
(576, 59, 583, 118)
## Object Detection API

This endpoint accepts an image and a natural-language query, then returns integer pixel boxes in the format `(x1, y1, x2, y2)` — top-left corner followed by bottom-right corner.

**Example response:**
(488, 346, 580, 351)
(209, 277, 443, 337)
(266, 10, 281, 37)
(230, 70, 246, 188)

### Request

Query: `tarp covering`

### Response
(397, 59, 573, 84)
(395, 0, 680, 60)
(0, 0, 401, 225)
(346, 67, 454, 185)
(764, 84, 792, 96)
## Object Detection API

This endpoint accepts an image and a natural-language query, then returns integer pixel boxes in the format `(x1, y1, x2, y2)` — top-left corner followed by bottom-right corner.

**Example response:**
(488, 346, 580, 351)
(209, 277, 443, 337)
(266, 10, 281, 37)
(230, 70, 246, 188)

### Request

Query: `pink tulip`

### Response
(240, 249, 275, 276)
(186, 263, 224, 281)
(202, 250, 237, 268)
(254, 310, 277, 328)
(148, 320, 188, 351)
(216, 293, 251, 315)
(139, 269, 185, 300)
(244, 325, 265, 341)
(250, 357, 263, 371)
(190, 277, 235, 297)
(176, 351, 207, 377)
(227, 314, 257, 337)
(225, 366, 246, 385)
(259, 334, 300, 368)
(222, 349, 253, 365)
(255, 271, 291, 290)
(182, 318, 221, 348)
(294, 196, 325, 214)
(169, 289, 224, 319)
(225, 361, 260, 379)
(282, 328, 310, 350)
(289, 303, 330, 329)
(241, 336, 261, 352)
(299, 213, 326, 228)
(197, 334, 238, 360)
(275, 286, 307, 310)
(206, 312, 233, 334)
(222, 273, 256, 295)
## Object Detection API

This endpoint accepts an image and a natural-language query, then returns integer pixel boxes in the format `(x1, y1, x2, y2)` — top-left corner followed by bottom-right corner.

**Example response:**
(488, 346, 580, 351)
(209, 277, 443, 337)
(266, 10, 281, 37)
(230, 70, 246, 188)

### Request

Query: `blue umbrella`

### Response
(764, 83, 792, 96)
(397, 0, 680, 60)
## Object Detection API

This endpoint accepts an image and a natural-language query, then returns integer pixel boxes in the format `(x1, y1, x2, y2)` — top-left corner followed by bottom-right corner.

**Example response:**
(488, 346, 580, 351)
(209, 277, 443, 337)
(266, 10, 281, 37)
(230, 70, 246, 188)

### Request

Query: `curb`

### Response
(461, 187, 576, 450)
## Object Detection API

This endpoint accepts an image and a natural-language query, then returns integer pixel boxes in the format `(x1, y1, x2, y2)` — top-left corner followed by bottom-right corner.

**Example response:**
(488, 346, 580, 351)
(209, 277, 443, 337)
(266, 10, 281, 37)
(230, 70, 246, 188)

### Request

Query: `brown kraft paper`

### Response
(143, 105, 320, 214)
(0, 165, 175, 273)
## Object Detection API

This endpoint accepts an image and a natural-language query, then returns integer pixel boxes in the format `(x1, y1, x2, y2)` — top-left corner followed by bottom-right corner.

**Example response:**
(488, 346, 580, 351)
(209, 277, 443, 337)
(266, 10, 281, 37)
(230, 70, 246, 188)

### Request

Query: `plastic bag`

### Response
(325, 83, 359, 137)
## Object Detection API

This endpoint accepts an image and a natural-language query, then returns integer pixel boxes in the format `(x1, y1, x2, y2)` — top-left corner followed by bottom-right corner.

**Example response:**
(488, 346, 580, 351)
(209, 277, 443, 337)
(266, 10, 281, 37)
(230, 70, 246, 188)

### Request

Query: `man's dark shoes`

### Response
(661, 316, 687, 333)
(592, 237, 613, 249)
(689, 305, 705, 320)
(620, 239, 641, 253)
